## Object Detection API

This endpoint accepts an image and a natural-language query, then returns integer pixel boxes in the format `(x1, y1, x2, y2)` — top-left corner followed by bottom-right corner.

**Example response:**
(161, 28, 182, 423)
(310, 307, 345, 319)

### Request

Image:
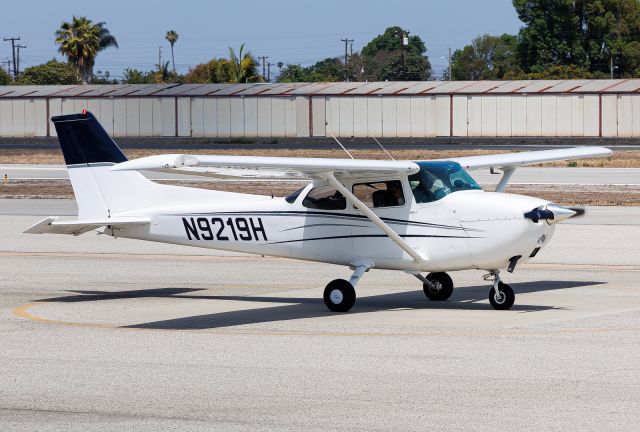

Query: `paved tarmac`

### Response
(1, 201, 639, 431)
(3, 165, 640, 185)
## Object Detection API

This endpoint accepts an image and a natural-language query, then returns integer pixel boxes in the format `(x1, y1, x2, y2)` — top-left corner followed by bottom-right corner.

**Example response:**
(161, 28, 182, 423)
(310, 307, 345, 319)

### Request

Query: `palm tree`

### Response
(55, 16, 118, 83)
(226, 43, 261, 83)
(155, 61, 172, 83)
(165, 30, 179, 74)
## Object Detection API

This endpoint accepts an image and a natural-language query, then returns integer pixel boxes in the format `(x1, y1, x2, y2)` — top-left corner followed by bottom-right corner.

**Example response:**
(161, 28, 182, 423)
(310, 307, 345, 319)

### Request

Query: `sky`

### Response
(1, 0, 524, 79)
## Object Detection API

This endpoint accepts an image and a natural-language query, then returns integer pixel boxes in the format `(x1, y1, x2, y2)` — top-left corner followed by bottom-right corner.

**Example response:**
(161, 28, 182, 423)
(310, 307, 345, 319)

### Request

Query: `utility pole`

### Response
(258, 56, 268, 80)
(3, 37, 20, 78)
(158, 46, 162, 69)
(267, 62, 271, 82)
(341, 38, 353, 81)
(448, 47, 452, 81)
(16, 44, 26, 77)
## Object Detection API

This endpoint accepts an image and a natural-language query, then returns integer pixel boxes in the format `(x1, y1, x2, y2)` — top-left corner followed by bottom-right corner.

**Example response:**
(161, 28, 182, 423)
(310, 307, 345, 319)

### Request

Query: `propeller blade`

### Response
(567, 207, 586, 218)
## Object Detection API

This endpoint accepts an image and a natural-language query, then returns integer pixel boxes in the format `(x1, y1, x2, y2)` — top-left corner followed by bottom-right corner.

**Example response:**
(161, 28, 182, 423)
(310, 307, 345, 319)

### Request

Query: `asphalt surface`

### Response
(1, 200, 639, 431)
(3, 165, 640, 185)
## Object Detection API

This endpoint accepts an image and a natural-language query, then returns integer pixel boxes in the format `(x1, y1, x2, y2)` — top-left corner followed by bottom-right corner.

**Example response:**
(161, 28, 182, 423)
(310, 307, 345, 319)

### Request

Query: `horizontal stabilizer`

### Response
(24, 216, 150, 236)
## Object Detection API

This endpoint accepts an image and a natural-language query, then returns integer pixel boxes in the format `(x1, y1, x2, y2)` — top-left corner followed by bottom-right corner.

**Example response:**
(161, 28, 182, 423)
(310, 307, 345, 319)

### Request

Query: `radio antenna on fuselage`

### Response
(372, 137, 395, 161)
(330, 134, 355, 160)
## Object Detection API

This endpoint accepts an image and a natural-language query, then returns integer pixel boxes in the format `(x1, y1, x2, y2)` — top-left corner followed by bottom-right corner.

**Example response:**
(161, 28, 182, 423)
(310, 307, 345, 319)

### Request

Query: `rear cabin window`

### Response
(352, 180, 405, 208)
(285, 187, 305, 204)
(302, 186, 346, 210)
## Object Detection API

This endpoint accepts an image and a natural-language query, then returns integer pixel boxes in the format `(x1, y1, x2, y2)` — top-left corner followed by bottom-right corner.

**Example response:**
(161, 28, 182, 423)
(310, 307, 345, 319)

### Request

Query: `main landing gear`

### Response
(485, 270, 515, 310)
(323, 260, 373, 312)
(413, 272, 454, 301)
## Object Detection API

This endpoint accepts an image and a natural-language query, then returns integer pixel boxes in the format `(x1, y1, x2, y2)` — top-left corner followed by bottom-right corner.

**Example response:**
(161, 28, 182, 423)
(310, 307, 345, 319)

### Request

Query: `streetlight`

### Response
(16, 43, 26, 77)
(396, 30, 409, 80)
(610, 57, 619, 79)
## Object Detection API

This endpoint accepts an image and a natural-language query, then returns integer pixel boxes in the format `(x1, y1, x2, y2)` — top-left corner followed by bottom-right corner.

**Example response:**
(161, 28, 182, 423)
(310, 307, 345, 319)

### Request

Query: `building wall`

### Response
(0, 93, 639, 138)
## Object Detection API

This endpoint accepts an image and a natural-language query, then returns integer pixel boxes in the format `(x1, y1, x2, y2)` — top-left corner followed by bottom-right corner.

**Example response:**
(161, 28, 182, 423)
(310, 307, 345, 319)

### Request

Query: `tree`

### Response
(16, 59, 81, 85)
(513, 0, 640, 77)
(361, 26, 431, 81)
(55, 16, 118, 83)
(0, 67, 11, 85)
(165, 30, 179, 74)
(224, 44, 262, 83)
(504, 64, 593, 80)
(183, 46, 261, 84)
(154, 60, 173, 83)
(122, 68, 153, 84)
(277, 58, 346, 82)
(451, 34, 519, 80)
(277, 64, 309, 82)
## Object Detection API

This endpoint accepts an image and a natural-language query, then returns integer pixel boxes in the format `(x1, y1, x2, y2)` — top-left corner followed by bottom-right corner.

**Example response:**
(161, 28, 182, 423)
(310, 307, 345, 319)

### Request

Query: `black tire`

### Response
(489, 282, 515, 310)
(323, 279, 356, 312)
(423, 272, 454, 301)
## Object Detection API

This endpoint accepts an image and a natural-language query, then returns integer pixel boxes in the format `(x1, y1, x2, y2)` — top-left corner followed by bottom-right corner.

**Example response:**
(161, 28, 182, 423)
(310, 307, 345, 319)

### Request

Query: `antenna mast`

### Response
(330, 134, 354, 160)
(372, 137, 395, 161)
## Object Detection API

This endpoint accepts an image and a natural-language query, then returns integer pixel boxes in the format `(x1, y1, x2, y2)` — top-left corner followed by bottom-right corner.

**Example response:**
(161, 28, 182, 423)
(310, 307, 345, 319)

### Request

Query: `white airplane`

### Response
(26, 112, 612, 311)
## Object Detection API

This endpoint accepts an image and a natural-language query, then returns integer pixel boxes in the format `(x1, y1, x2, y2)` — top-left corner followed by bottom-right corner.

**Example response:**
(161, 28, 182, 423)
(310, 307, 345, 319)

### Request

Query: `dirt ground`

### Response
(3, 179, 639, 206)
(2, 148, 639, 168)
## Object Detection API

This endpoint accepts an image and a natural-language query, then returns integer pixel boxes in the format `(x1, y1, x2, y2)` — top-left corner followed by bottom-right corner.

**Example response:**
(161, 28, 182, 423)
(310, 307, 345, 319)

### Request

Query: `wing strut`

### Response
(495, 167, 516, 192)
(319, 172, 427, 264)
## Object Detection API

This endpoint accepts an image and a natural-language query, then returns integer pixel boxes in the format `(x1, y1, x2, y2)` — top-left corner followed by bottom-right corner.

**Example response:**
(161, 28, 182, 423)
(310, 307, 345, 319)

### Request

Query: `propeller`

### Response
(524, 204, 586, 223)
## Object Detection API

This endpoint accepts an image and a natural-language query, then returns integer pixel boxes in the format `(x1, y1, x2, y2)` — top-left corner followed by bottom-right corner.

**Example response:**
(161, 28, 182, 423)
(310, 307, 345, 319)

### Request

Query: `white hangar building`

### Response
(1, 80, 639, 138)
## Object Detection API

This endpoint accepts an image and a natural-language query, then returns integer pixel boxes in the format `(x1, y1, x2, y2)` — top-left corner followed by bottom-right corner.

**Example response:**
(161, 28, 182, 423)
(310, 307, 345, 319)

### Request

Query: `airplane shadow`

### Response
(34, 280, 605, 330)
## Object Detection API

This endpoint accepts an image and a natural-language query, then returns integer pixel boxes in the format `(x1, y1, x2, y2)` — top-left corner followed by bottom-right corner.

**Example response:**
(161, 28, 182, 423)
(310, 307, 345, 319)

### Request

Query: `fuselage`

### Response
(112, 175, 556, 273)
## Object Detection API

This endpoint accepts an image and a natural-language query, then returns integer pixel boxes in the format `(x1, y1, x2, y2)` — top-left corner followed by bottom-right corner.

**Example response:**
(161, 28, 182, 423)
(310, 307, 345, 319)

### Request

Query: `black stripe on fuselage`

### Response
(266, 233, 479, 245)
(171, 210, 480, 232)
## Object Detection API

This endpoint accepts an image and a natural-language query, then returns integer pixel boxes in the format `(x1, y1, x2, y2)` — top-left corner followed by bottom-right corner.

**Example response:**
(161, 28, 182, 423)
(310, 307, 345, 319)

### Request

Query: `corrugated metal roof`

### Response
(108, 84, 160, 96)
(213, 84, 259, 95)
(2, 80, 640, 98)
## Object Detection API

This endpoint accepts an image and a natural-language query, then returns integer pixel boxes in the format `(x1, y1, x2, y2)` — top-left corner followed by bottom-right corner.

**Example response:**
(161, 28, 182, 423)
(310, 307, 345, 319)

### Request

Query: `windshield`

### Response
(409, 161, 481, 203)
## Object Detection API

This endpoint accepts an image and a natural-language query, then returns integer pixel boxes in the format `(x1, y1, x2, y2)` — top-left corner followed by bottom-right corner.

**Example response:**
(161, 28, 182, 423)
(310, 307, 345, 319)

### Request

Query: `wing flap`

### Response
(109, 154, 419, 180)
(449, 146, 612, 170)
(25, 216, 150, 235)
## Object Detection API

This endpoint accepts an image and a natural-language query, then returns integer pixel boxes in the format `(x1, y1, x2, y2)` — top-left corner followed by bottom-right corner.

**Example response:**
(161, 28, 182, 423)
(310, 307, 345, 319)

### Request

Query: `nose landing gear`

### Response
(485, 270, 515, 310)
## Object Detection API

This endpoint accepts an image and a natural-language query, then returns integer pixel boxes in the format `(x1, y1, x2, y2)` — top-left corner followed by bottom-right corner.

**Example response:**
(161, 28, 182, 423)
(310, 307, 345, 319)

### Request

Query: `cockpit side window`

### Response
(302, 186, 346, 210)
(409, 161, 481, 204)
(352, 180, 405, 208)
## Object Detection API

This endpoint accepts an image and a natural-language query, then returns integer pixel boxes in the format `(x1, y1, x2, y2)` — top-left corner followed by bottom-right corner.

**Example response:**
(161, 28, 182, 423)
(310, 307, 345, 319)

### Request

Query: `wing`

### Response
(109, 154, 419, 180)
(447, 146, 612, 170)
(25, 216, 150, 236)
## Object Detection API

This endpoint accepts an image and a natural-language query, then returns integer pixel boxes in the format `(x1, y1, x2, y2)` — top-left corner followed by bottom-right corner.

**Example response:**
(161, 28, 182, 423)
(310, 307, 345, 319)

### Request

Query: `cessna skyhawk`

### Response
(26, 112, 612, 311)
